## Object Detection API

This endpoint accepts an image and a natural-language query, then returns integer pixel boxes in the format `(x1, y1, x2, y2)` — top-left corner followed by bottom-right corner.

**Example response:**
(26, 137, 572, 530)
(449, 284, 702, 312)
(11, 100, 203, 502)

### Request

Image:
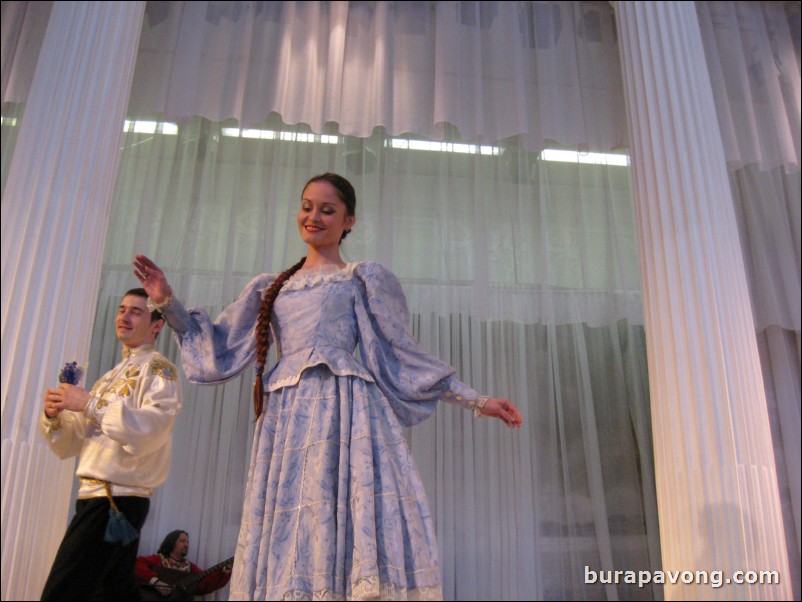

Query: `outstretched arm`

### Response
(354, 261, 524, 429)
(133, 255, 277, 385)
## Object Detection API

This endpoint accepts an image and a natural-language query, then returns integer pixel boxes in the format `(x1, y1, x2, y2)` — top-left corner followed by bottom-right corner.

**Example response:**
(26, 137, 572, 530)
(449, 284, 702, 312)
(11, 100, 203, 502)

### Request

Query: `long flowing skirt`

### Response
(229, 365, 443, 601)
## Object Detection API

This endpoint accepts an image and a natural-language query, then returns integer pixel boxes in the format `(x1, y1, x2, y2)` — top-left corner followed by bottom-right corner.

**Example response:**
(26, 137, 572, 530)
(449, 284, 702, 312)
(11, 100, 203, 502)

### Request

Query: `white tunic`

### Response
(40, 344, 182, 498)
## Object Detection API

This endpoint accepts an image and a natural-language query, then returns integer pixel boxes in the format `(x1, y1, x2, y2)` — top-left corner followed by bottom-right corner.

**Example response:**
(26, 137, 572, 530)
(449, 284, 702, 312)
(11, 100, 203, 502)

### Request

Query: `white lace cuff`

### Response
(147, 294, 173, 312)
(443, 391, 489, 416)
(473, 395, 490, 418)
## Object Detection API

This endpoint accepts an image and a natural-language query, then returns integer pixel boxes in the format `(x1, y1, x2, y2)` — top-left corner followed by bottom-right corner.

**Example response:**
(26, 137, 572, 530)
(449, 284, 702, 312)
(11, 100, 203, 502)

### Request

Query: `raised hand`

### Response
(133, 255, 173, 304)
(479, 397, 523, 428)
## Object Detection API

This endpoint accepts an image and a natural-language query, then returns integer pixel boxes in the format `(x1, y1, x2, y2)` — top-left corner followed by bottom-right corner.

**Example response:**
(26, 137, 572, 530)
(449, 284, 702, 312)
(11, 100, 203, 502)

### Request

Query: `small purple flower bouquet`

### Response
(59, 361, 86, 386)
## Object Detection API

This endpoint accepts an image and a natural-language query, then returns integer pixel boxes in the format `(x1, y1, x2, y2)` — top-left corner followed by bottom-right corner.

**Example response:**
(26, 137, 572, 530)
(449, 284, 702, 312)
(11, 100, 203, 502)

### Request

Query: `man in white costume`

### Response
(39, 288, 183, 601)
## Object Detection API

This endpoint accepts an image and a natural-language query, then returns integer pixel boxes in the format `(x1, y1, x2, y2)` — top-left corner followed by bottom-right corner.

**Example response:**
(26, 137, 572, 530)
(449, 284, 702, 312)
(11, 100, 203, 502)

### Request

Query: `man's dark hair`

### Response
(157, 530, 187, 557)
(124, 287, 163, 322)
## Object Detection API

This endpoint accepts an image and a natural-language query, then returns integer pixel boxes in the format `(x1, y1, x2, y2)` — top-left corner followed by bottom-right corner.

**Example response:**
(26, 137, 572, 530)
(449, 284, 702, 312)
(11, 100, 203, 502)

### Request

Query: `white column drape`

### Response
(697, 2, 801, 596)
(0, 2, 145, 600)
(614, 1, 792, 599)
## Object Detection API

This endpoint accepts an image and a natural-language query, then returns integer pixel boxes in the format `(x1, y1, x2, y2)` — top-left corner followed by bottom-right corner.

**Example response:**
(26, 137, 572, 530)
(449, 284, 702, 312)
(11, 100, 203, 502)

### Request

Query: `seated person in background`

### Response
(136, 530, 232, 600)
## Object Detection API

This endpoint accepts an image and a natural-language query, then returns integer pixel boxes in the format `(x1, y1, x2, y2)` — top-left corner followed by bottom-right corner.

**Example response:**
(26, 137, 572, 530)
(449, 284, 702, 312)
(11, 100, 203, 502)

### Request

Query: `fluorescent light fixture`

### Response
(221, 128, 339, 144)
(123, 120, 178, 135)
(386, 138, 501, 155)
(540, 148, 629, 166)
(1, 116, 18, 127)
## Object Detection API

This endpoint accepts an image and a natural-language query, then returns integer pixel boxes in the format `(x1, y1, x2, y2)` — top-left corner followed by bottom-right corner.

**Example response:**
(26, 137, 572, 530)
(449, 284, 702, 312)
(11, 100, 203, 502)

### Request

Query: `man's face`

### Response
(115, 294, 162, 348)
(172, 532, 189, 560)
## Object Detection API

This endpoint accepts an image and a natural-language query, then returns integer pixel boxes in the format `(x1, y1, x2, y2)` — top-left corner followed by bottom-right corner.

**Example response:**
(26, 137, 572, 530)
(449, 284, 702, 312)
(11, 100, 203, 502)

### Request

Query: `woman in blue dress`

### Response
(133, 173, 522, 600)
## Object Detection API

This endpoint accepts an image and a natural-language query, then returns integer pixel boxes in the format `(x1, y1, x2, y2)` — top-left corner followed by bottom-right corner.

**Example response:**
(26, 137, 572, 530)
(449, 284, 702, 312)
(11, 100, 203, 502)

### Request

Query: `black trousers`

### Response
(41, 496, 150, 601)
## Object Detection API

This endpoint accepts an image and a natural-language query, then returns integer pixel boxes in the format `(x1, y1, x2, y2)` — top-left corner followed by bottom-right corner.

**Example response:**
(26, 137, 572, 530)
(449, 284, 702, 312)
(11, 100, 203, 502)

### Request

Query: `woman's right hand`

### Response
(479, 397, 523, 428)
(133, 254, 173, 304)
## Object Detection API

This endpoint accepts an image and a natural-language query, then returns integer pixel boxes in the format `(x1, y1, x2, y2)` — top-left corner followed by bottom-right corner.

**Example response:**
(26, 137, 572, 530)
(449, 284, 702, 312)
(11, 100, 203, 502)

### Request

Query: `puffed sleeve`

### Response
(158, 273, 276, 384)
(39, 410, 89, 459)
(84, 356, 183, 456)
(353, 262, 483, 426)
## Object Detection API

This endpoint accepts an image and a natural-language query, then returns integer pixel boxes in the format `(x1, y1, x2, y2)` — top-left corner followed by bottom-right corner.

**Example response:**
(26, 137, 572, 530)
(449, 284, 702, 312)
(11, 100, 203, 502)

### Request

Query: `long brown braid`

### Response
(253, 256, 306, 418)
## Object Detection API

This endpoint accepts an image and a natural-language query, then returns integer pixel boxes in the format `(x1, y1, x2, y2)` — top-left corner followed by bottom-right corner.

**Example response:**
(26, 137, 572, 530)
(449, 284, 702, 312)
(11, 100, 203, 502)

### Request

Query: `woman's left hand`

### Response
(479, 398, 523, 428)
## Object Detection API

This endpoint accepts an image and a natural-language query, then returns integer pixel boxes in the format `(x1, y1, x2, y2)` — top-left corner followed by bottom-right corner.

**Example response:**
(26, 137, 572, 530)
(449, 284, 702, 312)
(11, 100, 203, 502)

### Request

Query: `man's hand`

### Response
(43, 389, 63, 419)
(44, 383, 91, 417)
(153, 579, 172, 596)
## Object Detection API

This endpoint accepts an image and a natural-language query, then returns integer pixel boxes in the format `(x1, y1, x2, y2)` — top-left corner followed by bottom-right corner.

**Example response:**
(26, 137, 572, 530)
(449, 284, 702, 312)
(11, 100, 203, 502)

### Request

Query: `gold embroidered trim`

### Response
(81, 478, 122, 512)
(149, 357, 177, 381)
(80, 477, 153, 498)
(89, 376, 110, 397)
(109, 365, 141, 396)
(85, 395, 110, 424)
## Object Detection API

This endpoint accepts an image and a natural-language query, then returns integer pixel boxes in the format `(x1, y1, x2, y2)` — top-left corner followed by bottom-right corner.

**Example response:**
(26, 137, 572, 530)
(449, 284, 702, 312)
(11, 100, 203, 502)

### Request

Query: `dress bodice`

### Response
(273, 265, 360, 356)
(266, 264, 374, 390)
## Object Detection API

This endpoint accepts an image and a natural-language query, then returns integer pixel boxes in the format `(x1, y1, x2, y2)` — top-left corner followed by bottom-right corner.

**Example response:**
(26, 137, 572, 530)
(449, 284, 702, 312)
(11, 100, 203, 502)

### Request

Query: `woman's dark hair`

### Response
(157, 530, 187, 557)
(252, 174, 357, 419)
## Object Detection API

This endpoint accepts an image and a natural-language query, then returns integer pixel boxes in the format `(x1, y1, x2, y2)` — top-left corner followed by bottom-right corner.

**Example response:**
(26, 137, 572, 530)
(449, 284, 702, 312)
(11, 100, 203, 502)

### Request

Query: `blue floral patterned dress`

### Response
(160, 262, 484, 600)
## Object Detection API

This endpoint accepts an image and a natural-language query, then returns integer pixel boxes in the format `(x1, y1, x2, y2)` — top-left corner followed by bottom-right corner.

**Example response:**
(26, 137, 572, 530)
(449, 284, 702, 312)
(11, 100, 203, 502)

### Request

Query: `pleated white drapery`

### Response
(696, 1, 800, 172)
(0, 2, 146, 600)
(614, 1, 792, 599)
(128, 1, 629, 151)
(696, 2, 801, 593)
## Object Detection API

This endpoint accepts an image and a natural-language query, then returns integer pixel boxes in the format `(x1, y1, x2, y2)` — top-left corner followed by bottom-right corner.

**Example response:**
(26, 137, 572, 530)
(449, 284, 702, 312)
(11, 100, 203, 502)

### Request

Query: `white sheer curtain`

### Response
(93, 114, 654, 600)
(0, 0, 52, 193)
(2, 3, 148, 600)
(130, 1, 627, 149)
(697, 2, 801, 597)
(96, 2, 657, 600)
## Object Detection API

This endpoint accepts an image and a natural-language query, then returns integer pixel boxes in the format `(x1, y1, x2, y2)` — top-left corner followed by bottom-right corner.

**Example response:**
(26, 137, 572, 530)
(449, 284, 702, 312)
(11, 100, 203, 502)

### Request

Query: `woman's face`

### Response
(297, 181, 355, 250)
